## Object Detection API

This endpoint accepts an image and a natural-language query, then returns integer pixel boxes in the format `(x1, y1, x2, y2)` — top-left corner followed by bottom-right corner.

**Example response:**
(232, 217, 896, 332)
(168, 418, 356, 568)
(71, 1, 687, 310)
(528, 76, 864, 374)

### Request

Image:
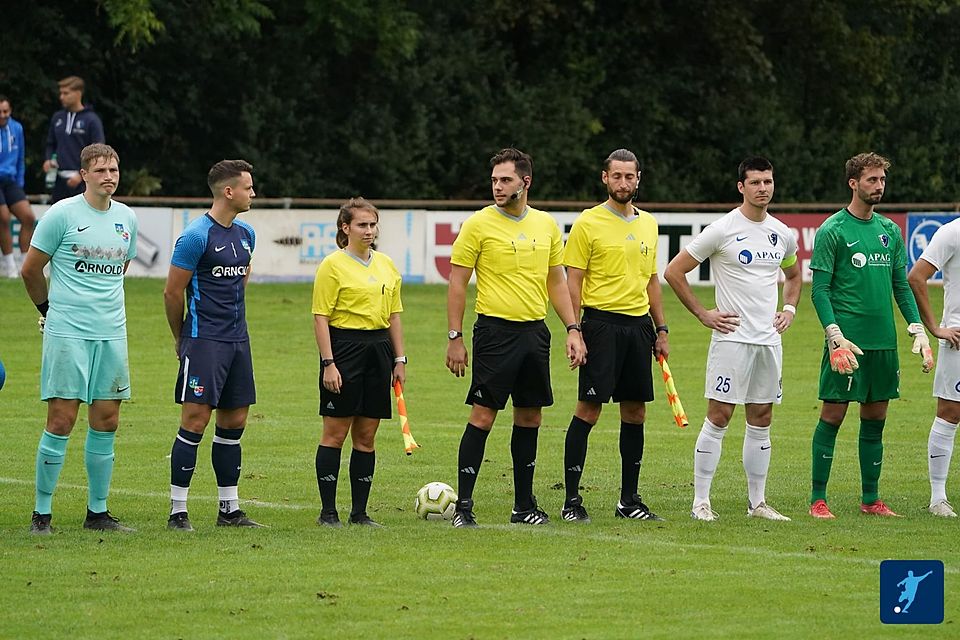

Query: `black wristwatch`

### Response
(321, 358, 335, 368)
(448, 330, 463, 340)
(656, 325, 669, 334)
(566, 323, 582, 332)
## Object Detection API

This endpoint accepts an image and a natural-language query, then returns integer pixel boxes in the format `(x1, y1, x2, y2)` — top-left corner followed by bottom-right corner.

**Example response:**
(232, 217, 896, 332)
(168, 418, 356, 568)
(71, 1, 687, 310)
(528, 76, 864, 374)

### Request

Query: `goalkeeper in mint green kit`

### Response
(20, 143, 137, 534)
(808, 152, 934, 519)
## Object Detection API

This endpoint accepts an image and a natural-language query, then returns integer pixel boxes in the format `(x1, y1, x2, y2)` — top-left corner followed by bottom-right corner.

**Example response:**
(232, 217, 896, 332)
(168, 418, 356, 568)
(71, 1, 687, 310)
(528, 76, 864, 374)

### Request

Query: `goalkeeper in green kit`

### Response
(808, 152, 934, 519)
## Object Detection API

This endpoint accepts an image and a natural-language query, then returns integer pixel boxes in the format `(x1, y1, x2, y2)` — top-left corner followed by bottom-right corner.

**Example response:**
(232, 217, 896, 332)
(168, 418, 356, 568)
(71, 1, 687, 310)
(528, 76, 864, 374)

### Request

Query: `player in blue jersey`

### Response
(21, 143, 138, 534)
(163, 159, 262, 530)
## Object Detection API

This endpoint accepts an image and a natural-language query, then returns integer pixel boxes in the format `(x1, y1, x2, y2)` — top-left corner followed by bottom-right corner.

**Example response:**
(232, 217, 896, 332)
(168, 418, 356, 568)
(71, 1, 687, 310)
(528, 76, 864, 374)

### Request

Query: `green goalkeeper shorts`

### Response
(818, 347, 899, 404)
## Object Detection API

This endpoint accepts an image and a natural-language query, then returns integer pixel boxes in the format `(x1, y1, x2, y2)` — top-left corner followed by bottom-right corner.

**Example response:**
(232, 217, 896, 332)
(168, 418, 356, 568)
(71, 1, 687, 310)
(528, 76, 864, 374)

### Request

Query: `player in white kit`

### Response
(664, 157, 802, 521)
(908, 218, 960, 517)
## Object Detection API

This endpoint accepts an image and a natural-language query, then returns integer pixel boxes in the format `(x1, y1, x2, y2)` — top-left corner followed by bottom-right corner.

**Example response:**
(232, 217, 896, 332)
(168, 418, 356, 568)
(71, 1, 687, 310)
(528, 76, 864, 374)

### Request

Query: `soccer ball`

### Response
(414, 482, 458, 520)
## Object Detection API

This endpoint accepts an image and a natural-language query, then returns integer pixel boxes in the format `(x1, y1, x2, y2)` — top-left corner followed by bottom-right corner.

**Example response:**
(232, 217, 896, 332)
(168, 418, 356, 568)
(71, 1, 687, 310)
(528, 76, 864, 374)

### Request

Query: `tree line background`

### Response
(4, 0, 960, 203)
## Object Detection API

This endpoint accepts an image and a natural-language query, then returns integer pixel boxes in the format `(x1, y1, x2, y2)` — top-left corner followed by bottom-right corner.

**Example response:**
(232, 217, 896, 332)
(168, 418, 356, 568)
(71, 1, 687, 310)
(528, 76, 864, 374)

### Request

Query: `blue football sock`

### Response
(85, 428, 116, 513)
(212, 426, 243, 513)
(35, 431, 69, 514)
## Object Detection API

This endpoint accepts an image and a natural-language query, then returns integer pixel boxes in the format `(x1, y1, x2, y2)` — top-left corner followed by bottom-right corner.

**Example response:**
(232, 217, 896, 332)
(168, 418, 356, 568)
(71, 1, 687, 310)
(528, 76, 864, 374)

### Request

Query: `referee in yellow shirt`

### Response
(560, 149, 669, 523)
(446, 148, 586, 528)
(312, 198, 406, 528)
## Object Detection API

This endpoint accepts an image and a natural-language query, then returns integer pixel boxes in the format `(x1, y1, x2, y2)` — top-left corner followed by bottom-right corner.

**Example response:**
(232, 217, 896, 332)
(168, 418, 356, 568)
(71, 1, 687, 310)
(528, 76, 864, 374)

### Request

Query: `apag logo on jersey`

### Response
(738, 250, 753, 265)
(852, 252, 867, 268)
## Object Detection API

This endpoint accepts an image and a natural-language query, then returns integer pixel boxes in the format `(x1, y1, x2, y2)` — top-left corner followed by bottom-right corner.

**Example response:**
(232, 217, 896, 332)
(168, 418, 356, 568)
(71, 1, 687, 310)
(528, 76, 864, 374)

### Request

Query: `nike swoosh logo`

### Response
(822, 454, 833, 459)
(181, 466, 196, 472)
(736, 235, 748, 241)
(930, 454, 947, 459)
(78, 226, 90, 232)
(760, 445, 771, 450)
(846, 240, 860, 247)
(214, 246, 226, 252)
(696, 448, 712, 454)
(43, 460, 63, 465)
(117, 386, 130, 393)
(873, 460, 883, 465)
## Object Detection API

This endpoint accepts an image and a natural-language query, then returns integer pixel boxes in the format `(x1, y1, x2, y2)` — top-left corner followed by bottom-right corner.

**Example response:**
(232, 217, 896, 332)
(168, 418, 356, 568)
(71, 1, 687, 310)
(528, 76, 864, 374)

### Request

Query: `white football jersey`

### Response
(919, 217, 960, 330)
(684, 208, 798, 345)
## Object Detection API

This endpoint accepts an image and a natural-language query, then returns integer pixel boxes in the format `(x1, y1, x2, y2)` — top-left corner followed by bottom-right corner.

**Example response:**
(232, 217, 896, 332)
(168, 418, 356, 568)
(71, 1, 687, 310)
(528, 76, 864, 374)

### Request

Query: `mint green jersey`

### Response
(809, 209, 906, 349)
(31, 194, 138, 339)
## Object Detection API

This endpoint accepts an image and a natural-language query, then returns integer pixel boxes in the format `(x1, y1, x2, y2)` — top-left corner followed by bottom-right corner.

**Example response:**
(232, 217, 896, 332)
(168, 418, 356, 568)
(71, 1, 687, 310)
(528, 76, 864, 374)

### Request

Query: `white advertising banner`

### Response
(171, 208, 427, 282)
(20, 204, 855, 284)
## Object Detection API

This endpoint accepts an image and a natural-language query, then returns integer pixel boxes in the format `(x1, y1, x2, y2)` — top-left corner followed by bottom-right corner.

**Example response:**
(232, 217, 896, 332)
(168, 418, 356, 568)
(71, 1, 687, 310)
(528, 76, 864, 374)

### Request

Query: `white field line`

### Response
(3, 476, 956, 573)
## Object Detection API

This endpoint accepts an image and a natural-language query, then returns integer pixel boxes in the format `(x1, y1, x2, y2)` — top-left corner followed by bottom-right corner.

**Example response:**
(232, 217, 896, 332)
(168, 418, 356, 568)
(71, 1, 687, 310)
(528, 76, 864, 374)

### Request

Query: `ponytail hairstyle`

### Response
(336, 197, 380, 249)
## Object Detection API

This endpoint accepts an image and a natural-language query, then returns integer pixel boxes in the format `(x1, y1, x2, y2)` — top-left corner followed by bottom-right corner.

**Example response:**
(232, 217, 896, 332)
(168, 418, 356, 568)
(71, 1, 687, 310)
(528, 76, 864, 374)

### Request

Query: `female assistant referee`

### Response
(311, 197, 406, 527)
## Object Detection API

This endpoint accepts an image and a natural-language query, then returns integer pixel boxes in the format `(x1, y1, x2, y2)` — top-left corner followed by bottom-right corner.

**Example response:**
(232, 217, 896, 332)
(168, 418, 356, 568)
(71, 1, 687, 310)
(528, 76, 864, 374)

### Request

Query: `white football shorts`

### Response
(704, 340, 783, 405)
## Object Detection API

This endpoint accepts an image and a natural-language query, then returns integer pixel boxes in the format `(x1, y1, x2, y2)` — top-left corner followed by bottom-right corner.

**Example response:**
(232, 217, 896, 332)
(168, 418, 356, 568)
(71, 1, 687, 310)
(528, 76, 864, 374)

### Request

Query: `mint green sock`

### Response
(85, 428, 116, 513)
(36, 431, 70, 514)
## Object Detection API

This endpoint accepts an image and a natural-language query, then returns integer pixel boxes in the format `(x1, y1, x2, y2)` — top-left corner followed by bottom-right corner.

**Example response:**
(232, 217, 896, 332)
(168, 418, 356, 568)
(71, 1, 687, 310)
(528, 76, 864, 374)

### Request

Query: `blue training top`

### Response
(0, 116, 26, 185)
(44, 107, 105, 171)
(171, 213, 256, 342)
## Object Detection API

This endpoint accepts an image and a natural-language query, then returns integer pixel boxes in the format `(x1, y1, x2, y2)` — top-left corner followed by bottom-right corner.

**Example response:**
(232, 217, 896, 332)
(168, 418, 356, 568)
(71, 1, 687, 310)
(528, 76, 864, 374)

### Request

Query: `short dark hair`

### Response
(207, 159, 253, 194)
(80, 143, 119, 170)
(738, 156, 774, 183)
(603, 149, 639, 172)
(490, 148, 533, 179)
(0, 94, 10, 106)
(336, 197, 379, 249)
(58, 76, 85, 92)
(845, 152, 890, 181)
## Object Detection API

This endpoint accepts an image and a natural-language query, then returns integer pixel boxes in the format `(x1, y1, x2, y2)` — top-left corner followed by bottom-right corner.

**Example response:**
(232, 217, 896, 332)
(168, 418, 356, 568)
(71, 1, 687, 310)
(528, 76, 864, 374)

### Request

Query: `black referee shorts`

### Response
(466, 314, 553, 410)
(320, 327, 394, 419)
(577, 307, 655, 404)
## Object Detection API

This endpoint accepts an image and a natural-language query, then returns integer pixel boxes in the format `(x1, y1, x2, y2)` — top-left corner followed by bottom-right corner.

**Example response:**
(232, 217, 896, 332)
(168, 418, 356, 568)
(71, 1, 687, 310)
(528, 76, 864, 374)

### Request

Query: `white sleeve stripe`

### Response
(179, 356, 190, 403)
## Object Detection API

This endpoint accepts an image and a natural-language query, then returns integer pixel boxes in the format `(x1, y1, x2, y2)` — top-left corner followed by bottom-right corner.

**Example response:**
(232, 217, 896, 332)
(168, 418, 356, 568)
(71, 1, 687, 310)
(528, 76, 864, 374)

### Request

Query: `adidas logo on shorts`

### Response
(586, 387, 596, 396)
(326, 402, 335, 409)
(474, 389, 483, 398)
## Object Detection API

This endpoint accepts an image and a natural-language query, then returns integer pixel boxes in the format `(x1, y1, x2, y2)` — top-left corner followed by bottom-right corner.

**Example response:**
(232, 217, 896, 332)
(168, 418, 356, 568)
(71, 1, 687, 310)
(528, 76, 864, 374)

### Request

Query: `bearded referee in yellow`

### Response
(560, 149, 669, 523)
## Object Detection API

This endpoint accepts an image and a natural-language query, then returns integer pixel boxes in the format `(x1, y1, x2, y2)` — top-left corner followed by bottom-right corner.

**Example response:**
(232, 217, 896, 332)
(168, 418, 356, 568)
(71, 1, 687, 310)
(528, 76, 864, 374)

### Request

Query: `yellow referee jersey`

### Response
(451, 205, 563, 321)
(312, 249, 403, 329)
(563, 203, 658, 316)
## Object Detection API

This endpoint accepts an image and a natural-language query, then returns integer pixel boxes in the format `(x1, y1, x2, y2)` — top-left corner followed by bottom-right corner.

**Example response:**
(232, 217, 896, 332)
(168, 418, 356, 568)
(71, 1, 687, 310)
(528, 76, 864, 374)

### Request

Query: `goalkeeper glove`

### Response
(908, 322, 934, 373)
(825, 323, 863, 375)
(36, 300, 48, 335)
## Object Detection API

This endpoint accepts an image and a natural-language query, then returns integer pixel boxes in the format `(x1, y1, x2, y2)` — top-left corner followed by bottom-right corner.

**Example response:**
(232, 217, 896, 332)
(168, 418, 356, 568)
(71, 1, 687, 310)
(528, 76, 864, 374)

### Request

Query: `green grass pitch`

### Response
(0, 277, 955, 638)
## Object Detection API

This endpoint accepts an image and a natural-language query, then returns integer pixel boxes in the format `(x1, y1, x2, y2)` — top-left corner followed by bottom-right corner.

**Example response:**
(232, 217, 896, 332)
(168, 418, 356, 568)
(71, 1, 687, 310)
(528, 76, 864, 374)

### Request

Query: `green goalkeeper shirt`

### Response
(809, 208, 918, 350)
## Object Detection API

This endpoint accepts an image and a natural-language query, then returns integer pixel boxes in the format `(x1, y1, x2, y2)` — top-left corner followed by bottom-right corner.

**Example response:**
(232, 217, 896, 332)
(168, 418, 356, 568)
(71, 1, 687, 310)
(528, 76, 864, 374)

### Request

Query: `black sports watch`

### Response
(448, 330, 463, 340)
(321, 358, 335, 368)
(566, 323, 582, 332)
(656, 325, 669, 334)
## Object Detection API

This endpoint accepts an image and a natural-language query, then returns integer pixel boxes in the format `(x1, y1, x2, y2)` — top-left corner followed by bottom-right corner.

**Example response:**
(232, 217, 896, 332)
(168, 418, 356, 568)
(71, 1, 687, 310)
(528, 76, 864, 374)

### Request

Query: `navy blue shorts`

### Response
(0, 178, 27, 207)
(320, 327, 394, 419)
(175, 338, 256, 408)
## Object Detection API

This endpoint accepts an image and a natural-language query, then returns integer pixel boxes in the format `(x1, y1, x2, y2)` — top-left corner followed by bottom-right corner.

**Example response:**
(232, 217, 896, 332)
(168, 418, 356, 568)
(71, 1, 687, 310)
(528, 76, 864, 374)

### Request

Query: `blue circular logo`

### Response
(738, 250, 753, 265)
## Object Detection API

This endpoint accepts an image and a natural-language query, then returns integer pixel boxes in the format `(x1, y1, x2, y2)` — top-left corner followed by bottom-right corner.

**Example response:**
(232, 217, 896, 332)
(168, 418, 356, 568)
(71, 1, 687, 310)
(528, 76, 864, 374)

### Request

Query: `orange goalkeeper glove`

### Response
(825, 323, 863, 375)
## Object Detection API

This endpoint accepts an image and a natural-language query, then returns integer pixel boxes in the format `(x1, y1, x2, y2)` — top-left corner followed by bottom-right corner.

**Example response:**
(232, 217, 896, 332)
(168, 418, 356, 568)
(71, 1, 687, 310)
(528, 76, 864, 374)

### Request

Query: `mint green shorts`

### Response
(41, 334, 131, 404)
(818, 347, 899, 404)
